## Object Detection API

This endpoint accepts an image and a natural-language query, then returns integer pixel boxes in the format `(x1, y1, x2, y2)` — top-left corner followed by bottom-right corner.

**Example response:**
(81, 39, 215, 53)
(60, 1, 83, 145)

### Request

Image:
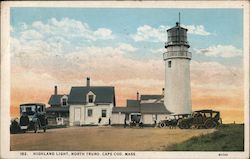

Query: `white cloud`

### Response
(131, 25, 169, 42)
(11, 17, 117, 62)
(150, 48, 165, 54)
(182, 25, 211, 36)
(94, 28, 113, 38)
(131, 24, 212, 42)
(20, 29, 44, 40)
(190, 60, 243, 96)
(11, 30, 141, 81)
(194, 45, 242, 58)
(19, 22, 28, 30)
(118, 43, 138, 52)
(18, 18, 114, 42)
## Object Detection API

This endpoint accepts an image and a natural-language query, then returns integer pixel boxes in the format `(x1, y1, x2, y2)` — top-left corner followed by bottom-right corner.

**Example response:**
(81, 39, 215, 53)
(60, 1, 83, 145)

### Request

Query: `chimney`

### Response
(162, 88, 165, 95)
(86, 77, 90, 87)
(136, 91, 139, 100)
(54, 85, 58, 95)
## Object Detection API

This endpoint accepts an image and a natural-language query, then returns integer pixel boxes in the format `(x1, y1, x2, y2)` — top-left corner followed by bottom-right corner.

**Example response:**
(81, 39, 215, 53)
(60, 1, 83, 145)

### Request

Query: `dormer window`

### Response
(61, 95, 68, 107)
(88, 95, 94, 103)
(62, 98, 67, 106)
(86, 91, 96, 104)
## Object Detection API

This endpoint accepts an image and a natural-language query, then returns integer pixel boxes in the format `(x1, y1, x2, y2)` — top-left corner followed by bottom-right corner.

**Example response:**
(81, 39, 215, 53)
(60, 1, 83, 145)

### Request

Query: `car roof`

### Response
(130, 113, 141, 115)
(171, 113, 191, 116)
(193, 109, 219, 113)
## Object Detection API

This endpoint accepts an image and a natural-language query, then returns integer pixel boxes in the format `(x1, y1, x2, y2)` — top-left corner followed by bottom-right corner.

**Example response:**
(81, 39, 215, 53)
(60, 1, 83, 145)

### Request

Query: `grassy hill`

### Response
(166, 124, 244, 151)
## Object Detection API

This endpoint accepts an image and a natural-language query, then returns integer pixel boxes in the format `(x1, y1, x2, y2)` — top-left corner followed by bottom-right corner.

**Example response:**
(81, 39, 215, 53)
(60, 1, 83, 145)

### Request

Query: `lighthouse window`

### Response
(168, 61, 172, 68)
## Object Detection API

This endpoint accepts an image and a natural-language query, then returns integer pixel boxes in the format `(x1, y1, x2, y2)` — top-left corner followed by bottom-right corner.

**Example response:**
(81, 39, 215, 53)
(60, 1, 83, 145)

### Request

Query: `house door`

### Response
(74, 108, 81, 122)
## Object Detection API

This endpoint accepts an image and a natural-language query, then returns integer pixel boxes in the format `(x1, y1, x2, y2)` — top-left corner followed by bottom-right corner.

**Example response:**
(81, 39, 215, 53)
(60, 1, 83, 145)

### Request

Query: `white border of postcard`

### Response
(1, 1, 249, 159)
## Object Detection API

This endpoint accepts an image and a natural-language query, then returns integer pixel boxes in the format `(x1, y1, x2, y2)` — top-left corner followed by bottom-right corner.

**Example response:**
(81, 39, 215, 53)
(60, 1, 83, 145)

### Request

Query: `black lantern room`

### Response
(165, 22, 190, 48)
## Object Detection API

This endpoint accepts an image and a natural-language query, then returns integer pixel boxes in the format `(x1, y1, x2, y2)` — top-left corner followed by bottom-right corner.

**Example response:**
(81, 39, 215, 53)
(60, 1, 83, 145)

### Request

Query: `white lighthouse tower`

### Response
(163, 21, 192, 114)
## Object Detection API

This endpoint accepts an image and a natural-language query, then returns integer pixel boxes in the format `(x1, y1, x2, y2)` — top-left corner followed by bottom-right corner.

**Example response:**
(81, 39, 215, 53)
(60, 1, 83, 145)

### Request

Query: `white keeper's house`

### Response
(68, 77, 115, 126)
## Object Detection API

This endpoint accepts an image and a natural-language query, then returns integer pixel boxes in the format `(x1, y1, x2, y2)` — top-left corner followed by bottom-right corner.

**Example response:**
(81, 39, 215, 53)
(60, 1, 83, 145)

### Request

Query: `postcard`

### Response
(1, 1, 249, 159)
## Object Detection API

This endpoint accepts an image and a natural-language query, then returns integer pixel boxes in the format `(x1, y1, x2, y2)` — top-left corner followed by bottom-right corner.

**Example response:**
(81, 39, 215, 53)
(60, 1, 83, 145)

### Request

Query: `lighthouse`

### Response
(163, 22, 192, 114)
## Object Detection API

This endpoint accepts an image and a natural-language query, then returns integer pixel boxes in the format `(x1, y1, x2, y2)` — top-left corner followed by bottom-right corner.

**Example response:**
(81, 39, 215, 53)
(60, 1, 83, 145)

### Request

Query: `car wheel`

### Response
(205, 119, 217, 129)
(139, 122, 143, 128)
(178, 121, 190, 129)
(159, 122, 165, 128)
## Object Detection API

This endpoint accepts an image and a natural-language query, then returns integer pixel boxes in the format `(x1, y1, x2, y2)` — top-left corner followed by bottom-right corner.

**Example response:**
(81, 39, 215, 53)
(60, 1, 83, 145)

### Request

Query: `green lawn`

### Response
(166, 124, 244, 151)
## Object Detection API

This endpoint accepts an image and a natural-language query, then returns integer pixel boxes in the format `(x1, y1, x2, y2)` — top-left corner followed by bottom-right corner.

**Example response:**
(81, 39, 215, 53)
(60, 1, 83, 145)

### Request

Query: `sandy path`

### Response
(10, 127, 215, 151)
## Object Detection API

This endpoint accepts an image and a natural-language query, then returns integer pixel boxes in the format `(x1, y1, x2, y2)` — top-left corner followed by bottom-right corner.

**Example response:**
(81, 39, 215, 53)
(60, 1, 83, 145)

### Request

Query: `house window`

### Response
(62, 98, 67, 106)
(102, 109, 107, 118)
(88, 109, 93, 117)
(88, 95, 94, 103)
(168, 61, 172, 68)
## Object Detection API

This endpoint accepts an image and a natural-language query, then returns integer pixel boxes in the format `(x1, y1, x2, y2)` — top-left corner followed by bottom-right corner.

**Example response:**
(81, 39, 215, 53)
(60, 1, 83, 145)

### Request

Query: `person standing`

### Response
(108, 118, 111, 126)
(124, 117, 127, 128)
(98, 117, 102, 126)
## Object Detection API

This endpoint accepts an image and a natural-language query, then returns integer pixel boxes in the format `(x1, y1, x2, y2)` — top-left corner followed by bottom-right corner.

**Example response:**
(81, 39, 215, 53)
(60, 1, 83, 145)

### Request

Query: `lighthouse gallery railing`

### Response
(163, 51, 192, 60)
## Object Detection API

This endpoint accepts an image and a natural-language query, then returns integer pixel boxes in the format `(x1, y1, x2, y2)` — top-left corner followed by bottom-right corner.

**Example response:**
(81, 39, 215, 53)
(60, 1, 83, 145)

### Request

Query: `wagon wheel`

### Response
(204, 119, 217, 129)
(159, 122, 166, 128)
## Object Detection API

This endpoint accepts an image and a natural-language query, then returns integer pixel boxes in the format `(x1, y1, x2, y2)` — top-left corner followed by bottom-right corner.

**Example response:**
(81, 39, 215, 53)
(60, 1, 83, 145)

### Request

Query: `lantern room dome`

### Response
(165, 22, 190, 48)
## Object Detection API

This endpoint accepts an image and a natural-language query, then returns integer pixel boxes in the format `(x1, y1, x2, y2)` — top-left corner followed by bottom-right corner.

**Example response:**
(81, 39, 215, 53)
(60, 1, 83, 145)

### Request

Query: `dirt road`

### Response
(10, 127, 215, 151)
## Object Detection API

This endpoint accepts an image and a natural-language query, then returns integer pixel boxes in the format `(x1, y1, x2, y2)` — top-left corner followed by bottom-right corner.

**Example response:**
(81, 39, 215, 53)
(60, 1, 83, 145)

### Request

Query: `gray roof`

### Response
(112, 100, 140, 113)
(140, 103, 171, 114)
(112, 103, 171, 114)
(126, 100, 140, 107)
(140, 95, 163, 100)
(68, 86, 115, 104)
(112, 106, 140, 113)
(48, 95, 67, 106)
(46, 106, 69, 112)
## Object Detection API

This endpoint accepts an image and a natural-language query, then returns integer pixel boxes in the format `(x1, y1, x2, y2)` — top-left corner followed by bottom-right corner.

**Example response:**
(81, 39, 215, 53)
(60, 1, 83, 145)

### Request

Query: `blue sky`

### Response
(10, 8, 243, 66)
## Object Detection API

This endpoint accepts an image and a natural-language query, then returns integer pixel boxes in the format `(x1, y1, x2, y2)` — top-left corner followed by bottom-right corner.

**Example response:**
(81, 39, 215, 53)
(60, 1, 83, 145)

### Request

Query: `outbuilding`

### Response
(111, 94, 171, 125)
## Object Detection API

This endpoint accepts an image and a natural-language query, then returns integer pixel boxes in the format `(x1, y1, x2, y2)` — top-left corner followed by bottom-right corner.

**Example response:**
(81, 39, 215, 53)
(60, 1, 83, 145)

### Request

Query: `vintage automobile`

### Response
(158, 114, 191, 128)
(129, 113, 143, 128)
(178, 109, 222, 129)
(18, 103, 48, 133)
